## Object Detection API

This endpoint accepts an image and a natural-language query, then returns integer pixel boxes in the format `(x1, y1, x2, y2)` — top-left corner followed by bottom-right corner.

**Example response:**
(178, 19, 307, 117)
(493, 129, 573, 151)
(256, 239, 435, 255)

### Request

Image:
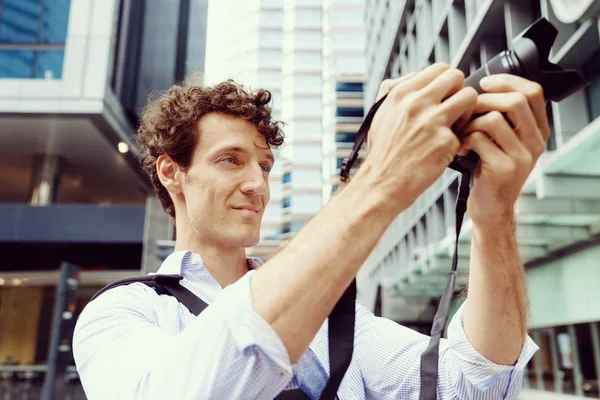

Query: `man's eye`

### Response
(261, 165, 271, 173)
(222, 157, 236, 164)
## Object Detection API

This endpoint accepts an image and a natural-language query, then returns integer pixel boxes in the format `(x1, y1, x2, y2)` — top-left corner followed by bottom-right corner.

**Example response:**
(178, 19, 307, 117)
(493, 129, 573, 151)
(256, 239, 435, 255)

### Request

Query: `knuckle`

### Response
(462, 86, 479, 101)
(450, 68, 466, 82)
(434, 61, 451, 70)
(389, 84, 405, 101)
(518, 151, 533, 166)
(497, 161, 516, 176)
(439, 131, 459, 148)
(528, 82, 544, 100)
(534, 138, 547, 155)
(470, 131, 484, 142)
(380, 79, 392, 91)
(487, 111, 505, 125)
(511, 92, 528, 109)
(402, 93, 422, 113)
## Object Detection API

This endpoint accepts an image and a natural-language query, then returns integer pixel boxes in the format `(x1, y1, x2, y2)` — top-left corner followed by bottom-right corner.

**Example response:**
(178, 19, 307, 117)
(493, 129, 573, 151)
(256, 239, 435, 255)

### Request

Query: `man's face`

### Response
(180, 113, 273, 248)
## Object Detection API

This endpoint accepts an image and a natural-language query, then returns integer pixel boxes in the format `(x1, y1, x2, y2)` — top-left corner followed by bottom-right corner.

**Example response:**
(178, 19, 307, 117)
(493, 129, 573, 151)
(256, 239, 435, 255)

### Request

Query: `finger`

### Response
(480, 74, 550, 140)
(377, 72, 417, 101)
(387, 62, 452, 103)
(401, 62, 452, 94)
(461, 131, 510, 167)
(473, 92, 545, 155)
(462, 111, 524, 157)
(437, 87, 478, 126)
(420, 68, 465, 103)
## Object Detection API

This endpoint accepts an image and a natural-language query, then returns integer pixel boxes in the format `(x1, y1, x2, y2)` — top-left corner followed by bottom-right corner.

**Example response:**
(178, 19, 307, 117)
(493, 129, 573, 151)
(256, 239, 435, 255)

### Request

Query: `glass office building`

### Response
(0, 0, 71, 79)
(358, 0, 600, 397)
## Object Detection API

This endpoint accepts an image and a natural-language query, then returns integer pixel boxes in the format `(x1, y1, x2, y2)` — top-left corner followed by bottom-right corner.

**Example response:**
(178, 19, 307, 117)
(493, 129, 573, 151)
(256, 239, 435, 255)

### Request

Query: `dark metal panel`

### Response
(0, 204, 145, 243)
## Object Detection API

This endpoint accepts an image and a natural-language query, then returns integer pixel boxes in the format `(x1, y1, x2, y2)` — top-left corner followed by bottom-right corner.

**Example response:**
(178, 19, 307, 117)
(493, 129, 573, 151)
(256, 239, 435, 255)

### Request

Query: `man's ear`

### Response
(157, 154, 184, 195)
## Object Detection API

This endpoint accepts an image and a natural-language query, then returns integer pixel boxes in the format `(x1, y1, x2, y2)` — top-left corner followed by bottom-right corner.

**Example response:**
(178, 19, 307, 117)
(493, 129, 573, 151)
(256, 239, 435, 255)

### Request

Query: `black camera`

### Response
(447, 17, 589, 174)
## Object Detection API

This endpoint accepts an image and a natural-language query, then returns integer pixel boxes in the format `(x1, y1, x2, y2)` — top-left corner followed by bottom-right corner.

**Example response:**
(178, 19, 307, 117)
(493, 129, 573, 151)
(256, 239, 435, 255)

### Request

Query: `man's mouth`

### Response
(233, 206, 260, 213)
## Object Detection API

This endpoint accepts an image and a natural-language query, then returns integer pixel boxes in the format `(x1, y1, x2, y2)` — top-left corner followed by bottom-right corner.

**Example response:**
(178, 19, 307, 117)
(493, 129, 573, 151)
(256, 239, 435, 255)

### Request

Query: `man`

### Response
(73, 63, 546, 399)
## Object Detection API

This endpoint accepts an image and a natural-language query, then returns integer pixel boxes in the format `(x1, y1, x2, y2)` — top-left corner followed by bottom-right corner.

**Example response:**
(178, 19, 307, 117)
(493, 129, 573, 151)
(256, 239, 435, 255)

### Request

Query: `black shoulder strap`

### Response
(418, 172, 470, 400)
(91, 274, 209, 316)
(320, 280, 356, 399)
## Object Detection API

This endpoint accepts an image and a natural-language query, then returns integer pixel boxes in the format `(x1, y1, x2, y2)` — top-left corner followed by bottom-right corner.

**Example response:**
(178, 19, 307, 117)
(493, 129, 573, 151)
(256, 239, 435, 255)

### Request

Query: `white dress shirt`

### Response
(73, 250, 538, 399)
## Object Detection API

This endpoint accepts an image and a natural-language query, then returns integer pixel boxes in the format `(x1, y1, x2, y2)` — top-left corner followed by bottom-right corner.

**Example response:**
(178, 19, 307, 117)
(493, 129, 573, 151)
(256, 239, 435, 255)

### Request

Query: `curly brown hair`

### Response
(137, 78, 285, 218)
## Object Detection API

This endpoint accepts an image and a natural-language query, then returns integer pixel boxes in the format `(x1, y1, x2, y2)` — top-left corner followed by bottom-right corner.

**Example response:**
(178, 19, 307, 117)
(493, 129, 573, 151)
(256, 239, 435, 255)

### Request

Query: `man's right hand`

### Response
(360, 62, 478, 210)
(251, 63, 479, 365)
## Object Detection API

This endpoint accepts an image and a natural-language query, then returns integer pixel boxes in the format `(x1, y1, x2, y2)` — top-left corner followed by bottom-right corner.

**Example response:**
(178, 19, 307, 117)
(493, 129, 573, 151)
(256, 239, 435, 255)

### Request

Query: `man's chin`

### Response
(228, 229, 261, 248)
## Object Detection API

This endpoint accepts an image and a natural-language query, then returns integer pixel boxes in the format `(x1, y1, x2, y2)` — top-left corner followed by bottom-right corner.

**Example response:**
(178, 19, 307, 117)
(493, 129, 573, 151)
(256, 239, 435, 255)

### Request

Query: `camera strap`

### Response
(338, 93, 470, 400)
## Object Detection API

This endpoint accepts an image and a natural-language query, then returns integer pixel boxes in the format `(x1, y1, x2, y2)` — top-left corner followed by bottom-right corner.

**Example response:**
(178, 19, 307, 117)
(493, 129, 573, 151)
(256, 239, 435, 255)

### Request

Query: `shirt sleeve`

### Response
(355, 301, 538, 399)
(73, 270, 293, 400)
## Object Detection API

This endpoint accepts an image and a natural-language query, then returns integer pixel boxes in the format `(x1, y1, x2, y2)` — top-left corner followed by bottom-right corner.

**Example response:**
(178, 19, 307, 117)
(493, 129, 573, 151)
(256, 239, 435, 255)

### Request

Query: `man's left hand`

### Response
(459, 74, 551, 227)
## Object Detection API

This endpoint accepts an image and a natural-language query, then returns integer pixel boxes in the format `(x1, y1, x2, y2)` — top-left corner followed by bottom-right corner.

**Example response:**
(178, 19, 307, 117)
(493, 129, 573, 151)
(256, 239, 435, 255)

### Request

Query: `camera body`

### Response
(447, 17, 588, 174)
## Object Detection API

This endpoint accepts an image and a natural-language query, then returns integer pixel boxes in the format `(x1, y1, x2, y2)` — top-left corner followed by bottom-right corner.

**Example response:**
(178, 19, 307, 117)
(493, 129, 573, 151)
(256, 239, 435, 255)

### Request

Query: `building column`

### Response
(590, 322, 600, 398)
(568, 325, 584, 396)
(29, 154, 62, 206)
(531, 330, 545, 390)
(548, 327, 563, 393)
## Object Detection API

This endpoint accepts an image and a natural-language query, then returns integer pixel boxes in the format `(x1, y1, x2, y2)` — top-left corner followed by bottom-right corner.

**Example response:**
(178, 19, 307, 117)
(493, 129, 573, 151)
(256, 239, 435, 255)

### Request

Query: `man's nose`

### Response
(240, 164, 268, 196)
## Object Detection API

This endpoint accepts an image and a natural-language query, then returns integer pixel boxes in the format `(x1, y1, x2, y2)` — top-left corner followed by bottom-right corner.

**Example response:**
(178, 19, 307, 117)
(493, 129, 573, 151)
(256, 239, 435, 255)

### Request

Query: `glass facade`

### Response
(0, 0, 71, 79)
(526, 323, 600, 398)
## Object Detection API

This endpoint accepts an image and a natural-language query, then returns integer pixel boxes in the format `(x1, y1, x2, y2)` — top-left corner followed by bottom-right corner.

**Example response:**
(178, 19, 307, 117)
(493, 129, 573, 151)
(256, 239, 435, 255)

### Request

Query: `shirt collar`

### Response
(153, 250, 264, 276)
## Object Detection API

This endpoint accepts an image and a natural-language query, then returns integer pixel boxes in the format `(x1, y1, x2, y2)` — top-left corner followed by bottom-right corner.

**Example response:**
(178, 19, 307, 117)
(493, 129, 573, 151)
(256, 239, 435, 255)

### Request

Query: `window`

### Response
(283, 197, 291, 208)
(295, 30, 322, 44)
(334, 55, 364, 74)
(294, 98, 322, 116)
(290, 170, 321, 187)
(259, 50, 282, 67)
(336, 82, 363, 92)
(0, 0, 71, 79)
(335, 107, 364, 118)
(290, 221, 304, 232)
(261, 9, 283, 24)
(335, 132, 356, 143)
(258, 70, 282, 86)
(294, 53, 322, 70)
(293, 144, 322, 163)
(295, 9, 321, 22)
(289, 194, 321, 214)
(260, 227, 281, 240)
(294, 74, 321, 90)
(293, 121, 321, 135)
(283, 172, 291, 183)
(261, 29, 282, 46)
(281, 221, 305, 234)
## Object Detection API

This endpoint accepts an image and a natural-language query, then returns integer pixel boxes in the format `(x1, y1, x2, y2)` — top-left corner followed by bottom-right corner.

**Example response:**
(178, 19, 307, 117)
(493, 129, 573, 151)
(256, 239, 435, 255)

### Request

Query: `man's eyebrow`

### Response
(214, 145, 274, 163)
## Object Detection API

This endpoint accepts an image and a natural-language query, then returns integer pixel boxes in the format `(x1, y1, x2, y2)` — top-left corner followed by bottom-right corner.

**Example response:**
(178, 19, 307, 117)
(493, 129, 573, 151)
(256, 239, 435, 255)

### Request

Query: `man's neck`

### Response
(173, 234, 249, 288)
(193, 245, 249, 288)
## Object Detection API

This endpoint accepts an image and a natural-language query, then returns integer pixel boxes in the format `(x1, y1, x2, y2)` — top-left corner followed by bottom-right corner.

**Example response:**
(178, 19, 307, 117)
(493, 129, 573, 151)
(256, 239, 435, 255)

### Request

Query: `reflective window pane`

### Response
(40, 0, 71, 43)
(0, 0, 42, 43)
(0, 50, 34, 78)
(34, 50, 64, 79)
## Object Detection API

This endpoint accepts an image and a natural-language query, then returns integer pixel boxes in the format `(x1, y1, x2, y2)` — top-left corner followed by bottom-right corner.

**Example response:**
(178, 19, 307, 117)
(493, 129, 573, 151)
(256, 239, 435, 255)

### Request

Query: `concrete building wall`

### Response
(360, 0, 600, 318)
